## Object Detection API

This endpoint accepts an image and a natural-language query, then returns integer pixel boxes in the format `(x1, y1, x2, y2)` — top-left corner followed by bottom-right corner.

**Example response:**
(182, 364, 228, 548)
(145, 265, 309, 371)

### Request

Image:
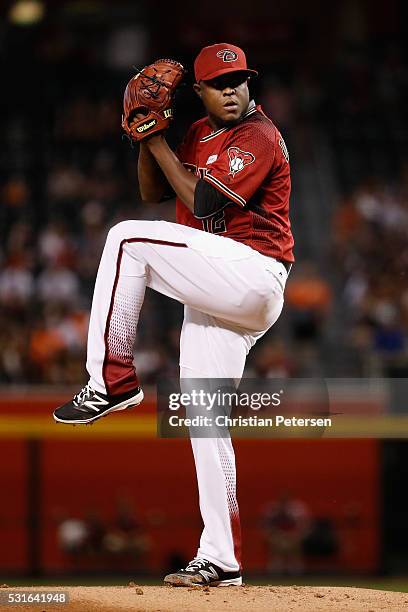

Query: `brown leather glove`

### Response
(122, 59, 185, 142)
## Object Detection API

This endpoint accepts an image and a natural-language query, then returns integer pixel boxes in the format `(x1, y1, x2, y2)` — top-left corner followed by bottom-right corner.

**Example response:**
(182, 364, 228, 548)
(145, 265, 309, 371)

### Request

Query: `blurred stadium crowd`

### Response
(1, 0, 407, 385)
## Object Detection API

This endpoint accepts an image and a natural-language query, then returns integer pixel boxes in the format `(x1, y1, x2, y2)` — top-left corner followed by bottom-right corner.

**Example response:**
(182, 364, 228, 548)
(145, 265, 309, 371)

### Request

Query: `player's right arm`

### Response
(137, 142, 170, 203)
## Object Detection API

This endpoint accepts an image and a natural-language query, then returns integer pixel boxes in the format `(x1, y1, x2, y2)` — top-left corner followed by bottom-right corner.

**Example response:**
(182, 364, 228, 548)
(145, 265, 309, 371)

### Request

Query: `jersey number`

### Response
(202, 210, 227, 235)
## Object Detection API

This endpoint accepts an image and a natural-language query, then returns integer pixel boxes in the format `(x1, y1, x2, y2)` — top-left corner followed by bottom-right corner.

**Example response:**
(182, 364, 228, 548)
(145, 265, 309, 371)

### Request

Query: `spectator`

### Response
(103, 496, 150, 559)
(57, 516, 88, 556)
(261, 491, 310, 574)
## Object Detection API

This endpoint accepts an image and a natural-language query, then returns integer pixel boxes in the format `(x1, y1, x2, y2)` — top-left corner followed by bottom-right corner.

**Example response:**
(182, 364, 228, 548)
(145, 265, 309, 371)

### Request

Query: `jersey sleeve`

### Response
(202, 122, 276, 207)
(194, 179, 230, 219)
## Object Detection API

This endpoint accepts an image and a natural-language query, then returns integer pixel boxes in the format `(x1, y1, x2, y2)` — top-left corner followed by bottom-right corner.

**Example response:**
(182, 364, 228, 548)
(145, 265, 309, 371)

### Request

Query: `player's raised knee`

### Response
(106, 220, 140, 243)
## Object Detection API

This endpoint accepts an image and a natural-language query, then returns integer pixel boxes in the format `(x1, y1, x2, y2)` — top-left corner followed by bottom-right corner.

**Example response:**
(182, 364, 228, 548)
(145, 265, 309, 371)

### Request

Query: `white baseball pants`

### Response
(86, 220, 287, 571)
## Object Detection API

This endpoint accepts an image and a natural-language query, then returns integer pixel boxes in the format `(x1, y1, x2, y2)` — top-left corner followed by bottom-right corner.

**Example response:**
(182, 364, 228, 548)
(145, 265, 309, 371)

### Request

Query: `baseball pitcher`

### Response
(53, 43, 294, 587)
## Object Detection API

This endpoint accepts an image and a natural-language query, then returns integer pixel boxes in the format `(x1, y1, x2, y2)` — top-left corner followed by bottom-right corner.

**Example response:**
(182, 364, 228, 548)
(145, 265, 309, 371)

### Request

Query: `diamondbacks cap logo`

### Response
(216, 49, 238, 62)
(228, 147, 255, 177)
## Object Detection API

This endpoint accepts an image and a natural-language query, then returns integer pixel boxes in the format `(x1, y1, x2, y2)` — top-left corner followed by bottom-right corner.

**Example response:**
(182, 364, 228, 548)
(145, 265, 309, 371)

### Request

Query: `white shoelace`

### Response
(73, 384, 94, 406)
(186, 557, 208, 571)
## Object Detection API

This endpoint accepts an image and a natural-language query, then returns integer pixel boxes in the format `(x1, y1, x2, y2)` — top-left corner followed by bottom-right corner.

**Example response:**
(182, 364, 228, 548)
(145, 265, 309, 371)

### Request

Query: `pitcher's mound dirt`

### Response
(6, 585, 408, 612)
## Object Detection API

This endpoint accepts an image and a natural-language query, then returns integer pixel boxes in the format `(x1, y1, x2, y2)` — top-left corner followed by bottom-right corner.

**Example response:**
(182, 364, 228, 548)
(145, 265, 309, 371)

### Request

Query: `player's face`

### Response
(194, 71, 250, 128)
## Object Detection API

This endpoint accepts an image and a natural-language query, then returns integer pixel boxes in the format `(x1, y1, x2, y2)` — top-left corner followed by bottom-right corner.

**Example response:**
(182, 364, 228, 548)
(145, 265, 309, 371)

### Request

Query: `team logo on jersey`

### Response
(227, 147, 255, 177)
(206, 154, 218, 164)
(216, 49, 238, 62)
(278, 135, 290, 163)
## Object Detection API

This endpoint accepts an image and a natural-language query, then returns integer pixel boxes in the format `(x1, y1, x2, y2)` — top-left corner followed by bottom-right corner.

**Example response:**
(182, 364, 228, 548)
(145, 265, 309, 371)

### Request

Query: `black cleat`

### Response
(164, 557, 242, 587)
(53, 383, 144, 425)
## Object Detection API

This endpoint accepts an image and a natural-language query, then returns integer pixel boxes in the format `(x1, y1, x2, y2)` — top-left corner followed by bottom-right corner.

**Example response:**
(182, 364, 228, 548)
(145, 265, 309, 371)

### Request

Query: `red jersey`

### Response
(176, 104, 294, 262)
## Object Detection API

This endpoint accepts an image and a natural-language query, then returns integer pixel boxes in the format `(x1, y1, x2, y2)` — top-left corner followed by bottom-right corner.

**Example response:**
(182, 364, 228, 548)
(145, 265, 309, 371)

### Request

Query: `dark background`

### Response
(0, 0, 408, 581)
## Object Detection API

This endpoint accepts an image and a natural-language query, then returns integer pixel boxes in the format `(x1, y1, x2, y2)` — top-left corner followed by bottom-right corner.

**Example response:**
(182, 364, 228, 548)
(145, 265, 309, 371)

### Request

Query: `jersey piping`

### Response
(203, 173, 246, 207)
(198, 105, 258, 143)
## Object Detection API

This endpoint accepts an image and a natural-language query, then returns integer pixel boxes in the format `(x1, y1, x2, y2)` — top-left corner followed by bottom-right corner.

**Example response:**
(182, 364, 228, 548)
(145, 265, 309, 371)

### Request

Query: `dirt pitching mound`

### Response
(5, 585, 408, 611)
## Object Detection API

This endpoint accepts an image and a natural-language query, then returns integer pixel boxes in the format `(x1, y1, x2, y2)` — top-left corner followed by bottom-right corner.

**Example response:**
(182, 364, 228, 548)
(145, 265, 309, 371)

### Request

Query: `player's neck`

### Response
(207, 114, 226, 131)
(208, 100, 256, 131)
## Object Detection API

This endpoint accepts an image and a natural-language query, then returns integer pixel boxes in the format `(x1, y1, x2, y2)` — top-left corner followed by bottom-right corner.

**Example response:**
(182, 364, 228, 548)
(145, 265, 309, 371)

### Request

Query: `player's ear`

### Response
(193, 83, 202, 98)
